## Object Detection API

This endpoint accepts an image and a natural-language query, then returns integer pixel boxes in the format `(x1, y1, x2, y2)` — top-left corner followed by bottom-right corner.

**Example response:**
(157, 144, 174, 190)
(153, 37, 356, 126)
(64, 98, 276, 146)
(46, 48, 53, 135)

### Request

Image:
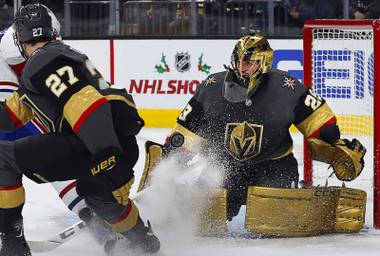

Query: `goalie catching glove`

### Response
(308, 138, 366, 181)
(89, 147, 135, 205)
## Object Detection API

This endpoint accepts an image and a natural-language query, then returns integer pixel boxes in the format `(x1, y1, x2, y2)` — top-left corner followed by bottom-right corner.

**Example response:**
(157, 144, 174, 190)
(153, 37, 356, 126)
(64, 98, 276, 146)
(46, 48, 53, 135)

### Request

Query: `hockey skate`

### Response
(78, 207, 119, 245)
(0, 219, 31, 256)
(105, 218, 160, 255)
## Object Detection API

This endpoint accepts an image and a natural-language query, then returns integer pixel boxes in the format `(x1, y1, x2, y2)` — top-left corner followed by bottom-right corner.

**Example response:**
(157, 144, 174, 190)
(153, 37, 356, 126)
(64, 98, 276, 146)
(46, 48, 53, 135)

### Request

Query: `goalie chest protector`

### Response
(178, 69, 308, 165)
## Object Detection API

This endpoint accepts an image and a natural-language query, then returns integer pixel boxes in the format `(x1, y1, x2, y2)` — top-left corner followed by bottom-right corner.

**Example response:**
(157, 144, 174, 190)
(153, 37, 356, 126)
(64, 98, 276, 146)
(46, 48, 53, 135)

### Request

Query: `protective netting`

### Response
(312, 28, 373, 136)
(304, 27, 375, 225)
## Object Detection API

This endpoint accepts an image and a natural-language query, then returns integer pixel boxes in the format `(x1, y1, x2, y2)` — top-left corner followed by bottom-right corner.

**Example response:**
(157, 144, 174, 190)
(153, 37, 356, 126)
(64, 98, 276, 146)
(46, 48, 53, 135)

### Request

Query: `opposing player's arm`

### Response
(293, 89, 366, 181)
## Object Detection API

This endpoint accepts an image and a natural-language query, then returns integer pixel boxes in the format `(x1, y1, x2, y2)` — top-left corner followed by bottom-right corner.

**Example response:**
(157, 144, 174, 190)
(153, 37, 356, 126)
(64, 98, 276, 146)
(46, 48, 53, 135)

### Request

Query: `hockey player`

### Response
(138, 34, 367, 228)
(0, 3, 160, 256)
(0, 12, 114, 245)
(0, 13, 101, 226)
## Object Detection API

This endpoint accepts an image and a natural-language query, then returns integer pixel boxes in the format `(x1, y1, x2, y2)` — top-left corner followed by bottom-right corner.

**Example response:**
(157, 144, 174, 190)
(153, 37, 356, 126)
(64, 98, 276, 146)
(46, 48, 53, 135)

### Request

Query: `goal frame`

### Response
(303, 19, 380, 229)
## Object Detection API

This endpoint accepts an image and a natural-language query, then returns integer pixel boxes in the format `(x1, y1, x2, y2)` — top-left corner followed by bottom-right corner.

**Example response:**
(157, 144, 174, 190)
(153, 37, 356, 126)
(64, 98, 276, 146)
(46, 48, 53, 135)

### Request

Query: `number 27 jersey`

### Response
(6, 41, 106, 133)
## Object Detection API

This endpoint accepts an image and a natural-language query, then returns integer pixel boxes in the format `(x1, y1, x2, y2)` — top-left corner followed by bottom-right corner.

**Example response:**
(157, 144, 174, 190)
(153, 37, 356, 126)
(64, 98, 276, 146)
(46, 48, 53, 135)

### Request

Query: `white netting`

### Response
(305, 27, 374, 225)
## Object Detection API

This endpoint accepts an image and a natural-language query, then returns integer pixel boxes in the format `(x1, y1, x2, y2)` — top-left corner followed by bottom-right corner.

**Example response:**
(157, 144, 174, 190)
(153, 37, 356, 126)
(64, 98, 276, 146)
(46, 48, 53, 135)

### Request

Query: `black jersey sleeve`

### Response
(293, 88, 339, 141)
(176, 76, 210, 134)
(177, 96, 205, 133)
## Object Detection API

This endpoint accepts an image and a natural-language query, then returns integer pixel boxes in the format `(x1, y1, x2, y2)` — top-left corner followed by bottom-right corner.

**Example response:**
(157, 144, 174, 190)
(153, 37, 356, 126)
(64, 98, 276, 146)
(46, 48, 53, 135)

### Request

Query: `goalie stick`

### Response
(27, 220, 87, 252)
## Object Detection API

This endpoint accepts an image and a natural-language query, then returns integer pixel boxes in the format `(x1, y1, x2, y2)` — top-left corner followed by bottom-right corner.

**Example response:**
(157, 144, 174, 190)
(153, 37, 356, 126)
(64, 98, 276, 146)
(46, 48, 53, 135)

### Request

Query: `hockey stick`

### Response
(28, 220, 87, 252)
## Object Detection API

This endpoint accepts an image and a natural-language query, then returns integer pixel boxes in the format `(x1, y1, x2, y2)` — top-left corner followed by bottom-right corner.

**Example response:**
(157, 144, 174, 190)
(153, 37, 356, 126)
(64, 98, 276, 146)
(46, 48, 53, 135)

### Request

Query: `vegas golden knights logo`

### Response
(224, 121, 263, 161)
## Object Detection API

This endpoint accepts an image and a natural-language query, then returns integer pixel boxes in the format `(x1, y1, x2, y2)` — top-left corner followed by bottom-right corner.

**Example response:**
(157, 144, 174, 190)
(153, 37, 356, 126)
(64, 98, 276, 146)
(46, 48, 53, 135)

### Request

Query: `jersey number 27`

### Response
(45, 65, 79, 97)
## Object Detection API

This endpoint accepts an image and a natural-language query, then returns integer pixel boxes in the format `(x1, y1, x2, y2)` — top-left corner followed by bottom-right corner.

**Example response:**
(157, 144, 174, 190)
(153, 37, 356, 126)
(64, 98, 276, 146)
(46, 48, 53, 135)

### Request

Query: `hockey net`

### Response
(303, 20, 380, 229)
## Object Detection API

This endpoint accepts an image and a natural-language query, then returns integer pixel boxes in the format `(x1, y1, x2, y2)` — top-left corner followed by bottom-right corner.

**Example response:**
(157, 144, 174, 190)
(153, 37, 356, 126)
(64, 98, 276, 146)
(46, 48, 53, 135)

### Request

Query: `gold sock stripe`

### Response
(0, 184, 25, 208)
(108, 199, 139, 233)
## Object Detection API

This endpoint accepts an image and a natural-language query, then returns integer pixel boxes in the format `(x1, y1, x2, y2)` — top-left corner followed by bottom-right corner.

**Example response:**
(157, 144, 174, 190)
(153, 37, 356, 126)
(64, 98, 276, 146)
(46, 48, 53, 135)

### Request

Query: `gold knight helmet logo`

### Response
(224, 121, 263, 161)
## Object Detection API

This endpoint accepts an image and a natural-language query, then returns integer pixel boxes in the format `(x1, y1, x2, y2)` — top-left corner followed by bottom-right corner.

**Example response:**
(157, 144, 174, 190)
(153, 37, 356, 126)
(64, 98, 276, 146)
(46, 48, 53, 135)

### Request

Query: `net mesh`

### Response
(303, 27, 374, 225)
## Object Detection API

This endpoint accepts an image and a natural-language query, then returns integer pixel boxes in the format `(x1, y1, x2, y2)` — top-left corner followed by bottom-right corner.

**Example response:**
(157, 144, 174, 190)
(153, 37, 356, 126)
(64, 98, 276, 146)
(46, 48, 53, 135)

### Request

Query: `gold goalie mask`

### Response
(231, 34, 274, 96)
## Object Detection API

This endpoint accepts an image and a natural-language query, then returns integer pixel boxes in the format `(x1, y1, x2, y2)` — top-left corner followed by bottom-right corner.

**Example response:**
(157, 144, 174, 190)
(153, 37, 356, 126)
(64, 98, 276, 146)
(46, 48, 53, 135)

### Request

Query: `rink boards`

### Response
(64, 39, 373, 137)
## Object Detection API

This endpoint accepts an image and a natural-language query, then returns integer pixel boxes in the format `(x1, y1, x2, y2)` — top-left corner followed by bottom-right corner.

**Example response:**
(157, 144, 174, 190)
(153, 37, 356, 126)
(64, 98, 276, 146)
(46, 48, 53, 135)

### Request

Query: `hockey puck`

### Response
(170, 133, 184, 148)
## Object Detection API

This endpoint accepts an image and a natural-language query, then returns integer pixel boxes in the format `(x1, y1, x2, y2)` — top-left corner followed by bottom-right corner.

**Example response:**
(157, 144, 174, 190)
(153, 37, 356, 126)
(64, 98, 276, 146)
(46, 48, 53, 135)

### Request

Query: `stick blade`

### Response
(28, 240, 63, 252)
(28, 221, 87, 252)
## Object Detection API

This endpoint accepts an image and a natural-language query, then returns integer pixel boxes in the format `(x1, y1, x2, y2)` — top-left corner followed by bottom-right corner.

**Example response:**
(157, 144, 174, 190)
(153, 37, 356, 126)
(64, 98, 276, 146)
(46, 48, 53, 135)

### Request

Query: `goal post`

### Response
(303, 19, 380, 229)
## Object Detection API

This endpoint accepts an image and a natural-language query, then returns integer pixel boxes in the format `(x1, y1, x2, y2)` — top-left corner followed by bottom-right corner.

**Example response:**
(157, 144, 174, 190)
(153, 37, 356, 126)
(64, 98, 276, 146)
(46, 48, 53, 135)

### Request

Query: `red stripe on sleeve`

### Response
(58, 181, 77, 199)
(72, 97, 108, 133)
(0, 183, 23, 190)
(309, 116, 337, 138)
(5, 105, 23, 128)
(31, 118, 48, 133)
(0, 81, 19, 87)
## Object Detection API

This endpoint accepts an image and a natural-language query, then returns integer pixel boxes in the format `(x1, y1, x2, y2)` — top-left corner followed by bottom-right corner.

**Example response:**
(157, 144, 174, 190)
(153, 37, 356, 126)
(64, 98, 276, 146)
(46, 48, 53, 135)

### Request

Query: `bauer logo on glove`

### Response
(90, 155, 117, 175)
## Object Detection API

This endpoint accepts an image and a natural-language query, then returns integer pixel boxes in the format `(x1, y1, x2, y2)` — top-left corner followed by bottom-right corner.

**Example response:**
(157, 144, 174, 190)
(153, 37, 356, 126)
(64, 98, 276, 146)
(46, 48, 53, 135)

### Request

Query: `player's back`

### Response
(18, 40, 102, 132)
(22, 40, 99, 91)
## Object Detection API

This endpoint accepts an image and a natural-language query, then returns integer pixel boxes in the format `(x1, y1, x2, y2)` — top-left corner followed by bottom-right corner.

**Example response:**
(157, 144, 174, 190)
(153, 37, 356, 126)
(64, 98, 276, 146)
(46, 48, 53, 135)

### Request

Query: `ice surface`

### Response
(22, 128, 380, 255)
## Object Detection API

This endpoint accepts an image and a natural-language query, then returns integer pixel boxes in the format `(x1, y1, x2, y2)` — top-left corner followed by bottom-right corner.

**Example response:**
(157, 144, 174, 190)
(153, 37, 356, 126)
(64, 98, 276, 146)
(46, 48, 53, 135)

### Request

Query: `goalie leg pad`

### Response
(335, 188, 366, 233)
(245, 186, 366, 237)
(137, 141, 164, 192)
(192, 189, 228, 236)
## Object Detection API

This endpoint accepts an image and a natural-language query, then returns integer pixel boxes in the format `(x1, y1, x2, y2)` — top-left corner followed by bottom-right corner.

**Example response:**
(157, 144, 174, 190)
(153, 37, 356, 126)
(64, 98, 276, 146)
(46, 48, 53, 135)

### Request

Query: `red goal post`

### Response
(303, 19, 380, 229)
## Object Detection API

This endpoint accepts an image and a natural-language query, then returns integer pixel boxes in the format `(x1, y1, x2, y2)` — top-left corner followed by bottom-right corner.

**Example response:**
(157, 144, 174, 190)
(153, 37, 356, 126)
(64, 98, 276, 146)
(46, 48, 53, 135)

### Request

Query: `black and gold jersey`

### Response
(4, 41, 143, 155)
(170, 69, 336, 168)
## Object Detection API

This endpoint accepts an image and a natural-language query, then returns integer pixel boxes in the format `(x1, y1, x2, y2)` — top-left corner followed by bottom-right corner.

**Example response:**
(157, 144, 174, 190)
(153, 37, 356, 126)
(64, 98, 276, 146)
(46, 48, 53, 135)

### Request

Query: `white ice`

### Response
(23, 128, 380, 256)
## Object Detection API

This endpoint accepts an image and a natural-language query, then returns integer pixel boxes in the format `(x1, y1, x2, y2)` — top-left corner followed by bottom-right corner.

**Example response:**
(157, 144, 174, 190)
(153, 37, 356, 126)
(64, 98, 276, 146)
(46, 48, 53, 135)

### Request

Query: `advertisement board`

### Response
(65, 39, 371, 132)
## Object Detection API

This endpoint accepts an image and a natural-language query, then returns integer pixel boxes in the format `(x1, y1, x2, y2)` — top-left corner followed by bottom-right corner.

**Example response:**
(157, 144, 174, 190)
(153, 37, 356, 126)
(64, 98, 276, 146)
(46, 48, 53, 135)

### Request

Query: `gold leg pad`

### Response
(335, 188, 366, 232)
(193, 188, 228, 236)
(245, 186, 366, 237)
(137, 142, 164, 192)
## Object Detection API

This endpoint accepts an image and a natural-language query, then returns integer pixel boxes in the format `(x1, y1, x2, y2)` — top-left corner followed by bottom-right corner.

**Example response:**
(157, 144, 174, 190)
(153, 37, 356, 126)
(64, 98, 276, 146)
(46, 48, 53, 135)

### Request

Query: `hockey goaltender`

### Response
(138, 34, 368, 237)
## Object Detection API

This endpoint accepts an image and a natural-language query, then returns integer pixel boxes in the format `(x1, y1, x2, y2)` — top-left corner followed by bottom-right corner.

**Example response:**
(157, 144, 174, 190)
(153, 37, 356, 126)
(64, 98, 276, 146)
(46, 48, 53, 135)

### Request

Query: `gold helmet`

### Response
(231, 34, 273, 96)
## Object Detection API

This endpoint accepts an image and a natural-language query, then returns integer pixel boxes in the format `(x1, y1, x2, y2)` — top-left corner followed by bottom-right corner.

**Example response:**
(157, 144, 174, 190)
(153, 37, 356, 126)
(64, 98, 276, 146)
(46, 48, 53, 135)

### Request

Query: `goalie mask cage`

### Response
(303, 20, 380, 229)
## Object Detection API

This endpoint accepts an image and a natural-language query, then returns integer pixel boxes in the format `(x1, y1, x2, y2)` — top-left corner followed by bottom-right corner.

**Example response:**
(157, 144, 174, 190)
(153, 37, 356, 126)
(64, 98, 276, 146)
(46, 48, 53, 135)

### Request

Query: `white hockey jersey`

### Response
(0, 55, 19, 101)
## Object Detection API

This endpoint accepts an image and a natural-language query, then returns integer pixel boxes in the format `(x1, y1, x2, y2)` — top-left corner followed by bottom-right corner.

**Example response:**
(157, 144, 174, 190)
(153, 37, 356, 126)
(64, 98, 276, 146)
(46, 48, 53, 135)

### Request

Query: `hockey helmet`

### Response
(1, 4, 60, 64)
(14, 3, 53, 44)
(231, 34, 273, 96)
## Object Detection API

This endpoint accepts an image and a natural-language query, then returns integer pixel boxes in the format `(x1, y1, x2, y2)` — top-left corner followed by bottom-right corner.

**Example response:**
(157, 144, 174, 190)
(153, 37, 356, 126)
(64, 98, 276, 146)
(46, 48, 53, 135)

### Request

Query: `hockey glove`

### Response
(89, 147, 135, 205)
(308, 138, 366, 181)
(332, 138, 366, 181)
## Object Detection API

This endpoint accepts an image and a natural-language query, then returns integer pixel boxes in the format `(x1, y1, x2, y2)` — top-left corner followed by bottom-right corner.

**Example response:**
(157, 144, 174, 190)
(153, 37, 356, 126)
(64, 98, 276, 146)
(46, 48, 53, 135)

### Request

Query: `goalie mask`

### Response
(231, 34, 273, 97)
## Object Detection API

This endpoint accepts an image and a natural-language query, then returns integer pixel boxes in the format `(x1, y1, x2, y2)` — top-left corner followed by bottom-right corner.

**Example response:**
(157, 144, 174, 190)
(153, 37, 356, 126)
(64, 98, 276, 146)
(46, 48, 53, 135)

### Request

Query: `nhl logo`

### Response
(175, 52, 191, 72)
